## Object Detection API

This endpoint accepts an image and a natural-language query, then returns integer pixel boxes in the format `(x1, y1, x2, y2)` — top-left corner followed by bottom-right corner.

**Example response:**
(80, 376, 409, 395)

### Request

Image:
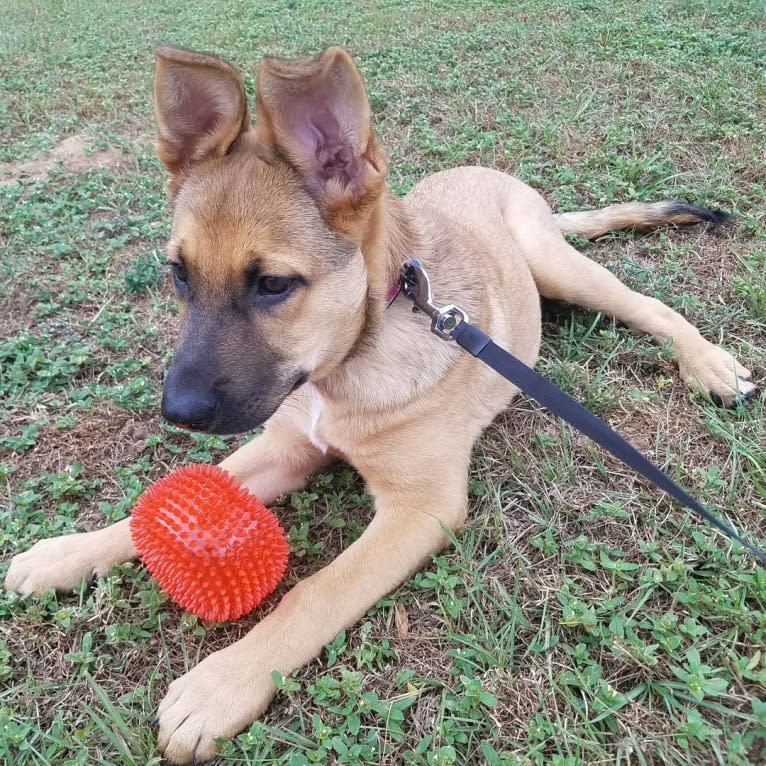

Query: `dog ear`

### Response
(153, 44, 249, 191)
(256, 47, 386, 239)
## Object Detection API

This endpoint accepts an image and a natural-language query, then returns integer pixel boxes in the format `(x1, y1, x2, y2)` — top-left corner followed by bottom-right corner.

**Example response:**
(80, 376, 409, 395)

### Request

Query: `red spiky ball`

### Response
(129, 463, 288, 621)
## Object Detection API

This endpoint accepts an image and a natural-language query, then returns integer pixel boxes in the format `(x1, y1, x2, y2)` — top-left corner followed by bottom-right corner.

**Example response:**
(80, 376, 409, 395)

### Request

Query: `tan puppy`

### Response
(4, 45, 754, 763)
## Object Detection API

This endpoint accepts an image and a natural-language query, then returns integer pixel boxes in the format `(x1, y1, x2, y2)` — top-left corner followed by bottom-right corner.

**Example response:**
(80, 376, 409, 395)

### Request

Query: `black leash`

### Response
(399, 258, 766, 566)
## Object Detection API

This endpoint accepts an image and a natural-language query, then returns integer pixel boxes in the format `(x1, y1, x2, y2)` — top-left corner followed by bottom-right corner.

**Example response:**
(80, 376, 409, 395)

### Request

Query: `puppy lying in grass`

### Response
(5, 45, 753, 763)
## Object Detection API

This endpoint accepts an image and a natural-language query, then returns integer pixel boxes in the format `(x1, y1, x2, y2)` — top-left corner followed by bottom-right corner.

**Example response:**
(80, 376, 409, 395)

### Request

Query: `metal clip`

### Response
(400, 259, 469, 340)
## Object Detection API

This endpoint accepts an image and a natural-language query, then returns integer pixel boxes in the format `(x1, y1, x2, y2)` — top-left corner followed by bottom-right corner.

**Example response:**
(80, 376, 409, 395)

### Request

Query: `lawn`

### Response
(1, 0, 765, 764)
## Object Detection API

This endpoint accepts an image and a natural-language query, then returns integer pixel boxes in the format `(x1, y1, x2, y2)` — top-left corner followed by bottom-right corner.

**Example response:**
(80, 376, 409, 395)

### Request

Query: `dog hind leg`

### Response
(503, 188, 753, 405)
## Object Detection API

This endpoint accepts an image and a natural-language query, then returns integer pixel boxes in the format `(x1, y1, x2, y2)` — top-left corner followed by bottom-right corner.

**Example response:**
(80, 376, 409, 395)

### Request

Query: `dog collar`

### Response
(384, 278, 401, 308)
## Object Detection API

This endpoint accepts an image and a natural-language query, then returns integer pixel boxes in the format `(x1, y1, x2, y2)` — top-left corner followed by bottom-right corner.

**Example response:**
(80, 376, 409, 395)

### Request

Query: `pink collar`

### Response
(384, 278, 400, 308)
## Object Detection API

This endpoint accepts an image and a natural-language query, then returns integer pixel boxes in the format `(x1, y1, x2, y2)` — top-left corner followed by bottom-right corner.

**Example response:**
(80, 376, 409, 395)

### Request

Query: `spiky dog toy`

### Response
(129, 463, 288, 621)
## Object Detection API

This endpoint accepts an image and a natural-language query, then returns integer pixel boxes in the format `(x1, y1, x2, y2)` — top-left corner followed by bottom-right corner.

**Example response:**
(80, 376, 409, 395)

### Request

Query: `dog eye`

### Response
(258, 276, 293, 296)
(165, 260, 189, 291)
(172, 263, 188, 284)
(247, 270, 302, 307)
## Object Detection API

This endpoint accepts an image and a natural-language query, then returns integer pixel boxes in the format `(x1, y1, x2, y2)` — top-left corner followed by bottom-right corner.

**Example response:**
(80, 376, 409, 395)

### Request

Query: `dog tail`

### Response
(553, 201, 729, 239)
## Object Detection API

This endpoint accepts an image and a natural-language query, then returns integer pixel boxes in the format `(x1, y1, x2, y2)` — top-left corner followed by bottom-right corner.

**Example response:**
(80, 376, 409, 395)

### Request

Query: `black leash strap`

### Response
(399, 258, 766, 566)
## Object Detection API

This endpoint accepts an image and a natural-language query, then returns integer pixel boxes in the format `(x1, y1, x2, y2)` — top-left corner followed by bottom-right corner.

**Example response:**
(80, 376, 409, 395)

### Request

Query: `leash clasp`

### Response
(400, 259, 469, 341)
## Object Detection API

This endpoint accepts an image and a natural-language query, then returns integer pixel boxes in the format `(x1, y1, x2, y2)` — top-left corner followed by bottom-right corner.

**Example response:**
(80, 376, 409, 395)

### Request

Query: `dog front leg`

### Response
(4, 416, 327, 596)
(219, 414, 333, 501)
(3, 518, 137, 595)
(156, 456, 469, 764)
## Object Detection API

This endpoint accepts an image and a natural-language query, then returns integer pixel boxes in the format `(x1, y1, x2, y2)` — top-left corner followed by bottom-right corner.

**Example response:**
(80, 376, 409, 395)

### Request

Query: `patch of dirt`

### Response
(0, 133, 128, 185)
(1, 409, 150, 482)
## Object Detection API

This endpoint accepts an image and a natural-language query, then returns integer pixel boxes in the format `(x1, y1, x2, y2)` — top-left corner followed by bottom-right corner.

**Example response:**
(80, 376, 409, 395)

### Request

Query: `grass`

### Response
(1, 0, 765, 763)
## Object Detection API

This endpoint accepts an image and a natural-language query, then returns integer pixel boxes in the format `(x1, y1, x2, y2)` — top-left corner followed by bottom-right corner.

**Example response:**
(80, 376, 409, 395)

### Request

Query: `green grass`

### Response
(1, 0, 765, 764)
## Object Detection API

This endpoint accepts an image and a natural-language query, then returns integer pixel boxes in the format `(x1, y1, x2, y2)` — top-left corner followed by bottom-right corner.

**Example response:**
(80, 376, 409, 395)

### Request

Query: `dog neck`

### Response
(313, 189, 418, 393)
(362, 190, 417, 310)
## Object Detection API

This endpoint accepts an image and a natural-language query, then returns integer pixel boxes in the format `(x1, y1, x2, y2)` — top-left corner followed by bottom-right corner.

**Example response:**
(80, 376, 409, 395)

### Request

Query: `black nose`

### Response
(161, 371, 218, 431)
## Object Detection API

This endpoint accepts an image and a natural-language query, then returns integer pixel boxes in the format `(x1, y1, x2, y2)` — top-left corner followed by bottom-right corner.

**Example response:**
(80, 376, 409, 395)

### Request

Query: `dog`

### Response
(4, 44, 754, 763)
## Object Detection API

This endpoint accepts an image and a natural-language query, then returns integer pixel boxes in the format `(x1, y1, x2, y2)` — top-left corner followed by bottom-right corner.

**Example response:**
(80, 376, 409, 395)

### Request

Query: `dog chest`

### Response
(301, 382, 329, 453)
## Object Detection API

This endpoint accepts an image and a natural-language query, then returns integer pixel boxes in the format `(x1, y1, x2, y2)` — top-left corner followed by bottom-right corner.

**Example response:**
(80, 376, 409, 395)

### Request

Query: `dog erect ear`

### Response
(256, 47, 386, 239)
(153, 44, 249, 190)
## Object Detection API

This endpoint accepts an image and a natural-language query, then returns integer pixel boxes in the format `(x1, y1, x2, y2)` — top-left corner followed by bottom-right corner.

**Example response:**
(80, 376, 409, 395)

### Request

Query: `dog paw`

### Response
(678, 343, 754, 407)
(157, 645, 277, 764)
(4, 532, 113, 594)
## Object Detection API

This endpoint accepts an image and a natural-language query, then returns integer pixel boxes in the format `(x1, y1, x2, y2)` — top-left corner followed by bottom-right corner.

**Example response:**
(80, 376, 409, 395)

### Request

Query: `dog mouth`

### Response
(162, 370, 312, 436)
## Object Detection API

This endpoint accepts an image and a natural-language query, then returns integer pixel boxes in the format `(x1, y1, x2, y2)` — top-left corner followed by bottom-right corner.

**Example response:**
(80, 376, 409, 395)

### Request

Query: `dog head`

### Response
(153, 45, 389, 433)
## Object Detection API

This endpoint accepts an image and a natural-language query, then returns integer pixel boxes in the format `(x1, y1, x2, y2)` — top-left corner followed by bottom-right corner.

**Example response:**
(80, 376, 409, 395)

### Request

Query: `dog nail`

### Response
(191, 735, 203, 765)
(739, 390, 754, 406)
